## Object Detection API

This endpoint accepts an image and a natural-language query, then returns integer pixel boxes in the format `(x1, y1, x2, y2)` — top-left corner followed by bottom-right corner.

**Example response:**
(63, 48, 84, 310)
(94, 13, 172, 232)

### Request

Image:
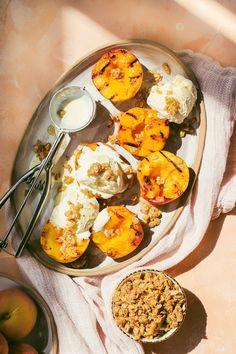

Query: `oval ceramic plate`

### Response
(0, 273, 58, 353)
(11, 40, 206, 276)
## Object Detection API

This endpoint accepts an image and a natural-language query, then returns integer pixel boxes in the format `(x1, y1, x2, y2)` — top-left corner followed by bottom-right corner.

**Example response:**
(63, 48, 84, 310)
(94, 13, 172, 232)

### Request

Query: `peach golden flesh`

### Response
(92, 205, 144, 258)
(117, 107, 169, 157)
(137, 150, 189, 205)
(92, 48, 143, 102)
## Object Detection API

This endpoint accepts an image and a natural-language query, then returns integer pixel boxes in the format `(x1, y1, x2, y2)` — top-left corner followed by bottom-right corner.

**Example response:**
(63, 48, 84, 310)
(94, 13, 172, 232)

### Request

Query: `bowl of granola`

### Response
(111, 269, 187, 342)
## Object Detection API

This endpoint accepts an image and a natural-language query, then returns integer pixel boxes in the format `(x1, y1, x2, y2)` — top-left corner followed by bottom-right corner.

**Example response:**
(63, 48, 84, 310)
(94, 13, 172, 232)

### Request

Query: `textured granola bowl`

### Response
(111, 269, 187, 343)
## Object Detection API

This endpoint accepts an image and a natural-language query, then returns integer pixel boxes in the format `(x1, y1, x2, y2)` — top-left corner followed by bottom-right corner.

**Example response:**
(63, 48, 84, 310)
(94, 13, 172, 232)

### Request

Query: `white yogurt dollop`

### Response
(75, 143, 132, 199)
(93, 208, 110, 232)
(50, 188, 99, 240)
(147, 74, 197, 124)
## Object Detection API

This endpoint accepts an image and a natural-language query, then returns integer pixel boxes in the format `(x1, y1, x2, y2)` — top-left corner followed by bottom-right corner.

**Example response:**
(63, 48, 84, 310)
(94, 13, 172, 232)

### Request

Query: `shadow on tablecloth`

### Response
(143, 289, 207, 354)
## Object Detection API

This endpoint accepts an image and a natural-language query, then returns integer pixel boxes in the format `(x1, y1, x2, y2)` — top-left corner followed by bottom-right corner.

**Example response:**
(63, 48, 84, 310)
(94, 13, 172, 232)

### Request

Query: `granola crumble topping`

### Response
(57, 109, 65, 118)
(53, 172, 61, 181)
(87, 162, 116, 181)
(156, 88, 163, 94)
(162, 62, 171, 75)
(53, 201, 86, 259)
(57, 185, 67, 193)
(155, 176, 165, 185)
(149, 71, 163, 83)
(64, 202, 82, 223)
(104, 228, 123, 238)
(140, 201, 161, 228)
(165, 97, 180, 116)
(55, 226, 81, 260)
(110, 68, 124, 79)
(112, 271, 186, 341)
(80, 189, 95, 198)
(64, 163, 73, 173)
(47, 124, 56, 136)
(33, 140, 52, 161)
(64, 175, 74, 185)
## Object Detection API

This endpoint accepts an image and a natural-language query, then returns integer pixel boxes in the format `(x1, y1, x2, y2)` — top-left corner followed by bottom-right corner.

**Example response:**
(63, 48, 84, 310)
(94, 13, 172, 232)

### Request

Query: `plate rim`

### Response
(11, 39, 207, 276)
(0, 272, 59, 354)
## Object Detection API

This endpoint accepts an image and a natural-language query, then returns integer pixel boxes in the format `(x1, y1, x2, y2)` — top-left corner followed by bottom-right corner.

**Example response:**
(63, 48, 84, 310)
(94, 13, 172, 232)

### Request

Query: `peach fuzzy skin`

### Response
(91, 206, 144, 259)
(9, 343, 38, 354)
(92, 49, 143, 102)
(40, 222, 90, 263)
(0, 288, 37, 341)
(118, 107, 169, 157)
(137, 150, 189, 205)
(0, 332, 9, 354)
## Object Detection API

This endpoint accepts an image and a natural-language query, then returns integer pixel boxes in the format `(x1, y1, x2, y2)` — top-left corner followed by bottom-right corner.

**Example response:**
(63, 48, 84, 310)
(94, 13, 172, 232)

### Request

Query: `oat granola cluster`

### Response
(87, 162, 117, 181)
(149, 70, 163, 84)
(33, 140, 51, 161)
(165, 97, 180, 116)
(162, 62, 171, 75)
(55, 226, 79, 260)
(110, 68, 124, 80)
(140, 201, 161, 228)
(112, 271, 186, 341)
(49, 201, 84, 260)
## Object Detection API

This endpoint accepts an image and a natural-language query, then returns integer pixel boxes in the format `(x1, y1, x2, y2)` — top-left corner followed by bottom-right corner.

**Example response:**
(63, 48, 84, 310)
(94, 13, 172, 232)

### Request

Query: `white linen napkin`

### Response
(17, 50, 236, 354)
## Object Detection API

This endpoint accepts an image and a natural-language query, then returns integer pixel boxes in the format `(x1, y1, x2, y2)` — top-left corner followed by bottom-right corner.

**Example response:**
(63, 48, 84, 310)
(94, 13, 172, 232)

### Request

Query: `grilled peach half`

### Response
(91, 206, 144, 259)
(92, 49, 143, 102)
(137, 151, 189, 205)
(118, 107, 169, 157)
(40, 222, 90, 263)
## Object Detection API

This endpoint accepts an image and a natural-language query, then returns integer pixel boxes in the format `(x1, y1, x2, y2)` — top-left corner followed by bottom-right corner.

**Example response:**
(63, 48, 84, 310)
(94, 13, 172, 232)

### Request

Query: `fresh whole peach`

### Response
(0, 332, 9, 354)
(9, 343, 38, 354)
(0, 288, 37, 341)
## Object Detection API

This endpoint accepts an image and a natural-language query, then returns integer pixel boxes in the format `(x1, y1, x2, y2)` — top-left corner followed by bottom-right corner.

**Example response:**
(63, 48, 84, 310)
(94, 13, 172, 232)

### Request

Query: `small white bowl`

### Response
(111, 268, 187, 343)
(49, 86, 96, 133)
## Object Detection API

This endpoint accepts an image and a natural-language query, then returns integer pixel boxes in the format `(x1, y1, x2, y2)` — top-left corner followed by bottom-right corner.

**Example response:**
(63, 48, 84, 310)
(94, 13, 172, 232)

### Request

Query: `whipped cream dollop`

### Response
(92, 207, 110, 232)
(50, 188, 99, 240)
(74, 143, 132, 199)
(147, 74, 197, 124)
